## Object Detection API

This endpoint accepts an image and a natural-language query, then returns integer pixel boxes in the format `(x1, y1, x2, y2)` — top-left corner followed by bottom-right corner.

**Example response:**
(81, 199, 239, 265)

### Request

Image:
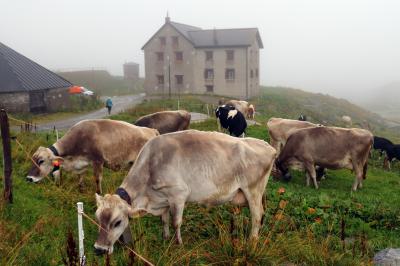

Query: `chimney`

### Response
(165, 11, 170, 23)
(213, 28, 218, 45)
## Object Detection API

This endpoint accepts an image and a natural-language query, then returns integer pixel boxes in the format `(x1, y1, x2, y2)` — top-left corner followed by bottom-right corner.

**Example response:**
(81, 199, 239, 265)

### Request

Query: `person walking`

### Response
(106, 98, 113, 115)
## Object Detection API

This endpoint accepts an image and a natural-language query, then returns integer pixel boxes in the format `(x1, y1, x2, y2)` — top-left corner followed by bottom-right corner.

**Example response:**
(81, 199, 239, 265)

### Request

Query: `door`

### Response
(29, 91, 46, 112)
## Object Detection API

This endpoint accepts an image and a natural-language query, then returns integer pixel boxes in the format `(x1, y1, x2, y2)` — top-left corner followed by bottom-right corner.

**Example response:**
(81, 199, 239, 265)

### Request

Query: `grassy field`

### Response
(1, 92, 400, 265)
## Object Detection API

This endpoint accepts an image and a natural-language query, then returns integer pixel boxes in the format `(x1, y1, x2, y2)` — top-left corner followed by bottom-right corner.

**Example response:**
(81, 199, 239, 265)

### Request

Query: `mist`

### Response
(1, 0, 399, 103)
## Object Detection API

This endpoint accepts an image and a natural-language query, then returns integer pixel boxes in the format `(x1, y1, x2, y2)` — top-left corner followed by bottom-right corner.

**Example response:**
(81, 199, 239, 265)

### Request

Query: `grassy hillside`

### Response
(58, 70, 144, 96)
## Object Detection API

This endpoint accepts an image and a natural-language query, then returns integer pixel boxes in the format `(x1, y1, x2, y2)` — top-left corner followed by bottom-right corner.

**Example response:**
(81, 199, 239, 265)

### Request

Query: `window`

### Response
(159, 37, 166, 46)
(157, 75, 164, 85)
(156, 52, 164, 61)
(205, 51, 213, 61)
(255, 68, 259, 78)
(175, 75, 183, 85)
(226, 50, 234, 61)
(175, 51, 183, 61)
(206, 85, 214, 92)
(172, 36, 179, 47)
(204, 68, 214, 80)
(225, 69, 235, 80)
(250, 69, 254, 78)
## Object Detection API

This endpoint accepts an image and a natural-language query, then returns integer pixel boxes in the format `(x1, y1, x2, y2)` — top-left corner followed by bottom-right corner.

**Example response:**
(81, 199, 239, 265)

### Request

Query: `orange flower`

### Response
(279, 200, 288, 209)
(307, 207, 316, 215)
(314, 217, 322, 224)
(355, 203, 363, 209)
(277, 187, 286, 195)
(274, 212, 284, 221)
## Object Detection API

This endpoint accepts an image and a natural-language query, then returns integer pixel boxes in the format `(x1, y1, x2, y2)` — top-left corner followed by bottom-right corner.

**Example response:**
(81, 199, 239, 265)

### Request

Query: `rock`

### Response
(374, 248, 400, 266)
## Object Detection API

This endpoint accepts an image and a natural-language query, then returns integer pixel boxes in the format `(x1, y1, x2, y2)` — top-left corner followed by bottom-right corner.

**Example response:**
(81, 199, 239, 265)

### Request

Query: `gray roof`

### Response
(188, 28, 263, 48)
(142, 20, 263, 49)
(0, 42, 72, 93)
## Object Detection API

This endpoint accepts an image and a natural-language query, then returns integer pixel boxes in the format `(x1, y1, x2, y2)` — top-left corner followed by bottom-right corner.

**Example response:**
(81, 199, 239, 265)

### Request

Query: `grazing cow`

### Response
(215, 105, 247, 137)
(267, 118, 321, 155)
(248, 104, 255, 119)
(93, 130, 276, 254)
(275, 127, 373, 191)
(134, 110, 191, 134)
(384, 144, 400, 169)
(26, 119, 159, 193)
(373, 136, 395, 169)
(224, 100, 254, 118)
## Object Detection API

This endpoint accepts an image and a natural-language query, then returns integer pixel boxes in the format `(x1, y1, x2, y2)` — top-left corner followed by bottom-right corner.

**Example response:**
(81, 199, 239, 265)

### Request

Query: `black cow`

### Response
(373, 136, 396, 169)
(373, 136, 393, 156)
(298, 115, 307, 121)
(385, 144, 400, 169)
(215, 105, 247, 137)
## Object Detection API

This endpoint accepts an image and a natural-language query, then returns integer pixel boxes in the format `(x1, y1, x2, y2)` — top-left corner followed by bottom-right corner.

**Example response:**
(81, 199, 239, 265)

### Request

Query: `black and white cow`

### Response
(215, 105, 247, 137)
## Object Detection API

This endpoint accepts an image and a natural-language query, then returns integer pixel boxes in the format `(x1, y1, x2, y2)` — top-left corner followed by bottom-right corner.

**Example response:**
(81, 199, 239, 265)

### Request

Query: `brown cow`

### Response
(26, 119, 159, 193)
(225, 100, 254, 119)
(267, 118, 322, 156)
(134, 110, 191, 134)
(275, 126, 373, 191)
(93, 130, 276, 254)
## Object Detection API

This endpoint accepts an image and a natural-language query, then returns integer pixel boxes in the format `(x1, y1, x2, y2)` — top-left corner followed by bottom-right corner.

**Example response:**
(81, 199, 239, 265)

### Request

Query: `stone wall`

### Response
(45, 87, 71, 112)
(0, 87, 71, 113)
(0, 92, 30, 112)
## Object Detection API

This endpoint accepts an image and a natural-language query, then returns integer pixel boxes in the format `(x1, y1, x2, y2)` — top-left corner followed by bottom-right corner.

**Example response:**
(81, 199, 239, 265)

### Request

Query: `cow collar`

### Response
(116, 187, 132, 206)
(48, 145, 60, 176)
(48, 145, 60, 156)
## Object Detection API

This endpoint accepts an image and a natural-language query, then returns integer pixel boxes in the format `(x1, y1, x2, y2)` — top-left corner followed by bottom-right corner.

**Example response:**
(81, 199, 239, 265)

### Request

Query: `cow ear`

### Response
(95, 193, 103, 207)
(53, 156, 64, 163)
(127, 207, 147, 218)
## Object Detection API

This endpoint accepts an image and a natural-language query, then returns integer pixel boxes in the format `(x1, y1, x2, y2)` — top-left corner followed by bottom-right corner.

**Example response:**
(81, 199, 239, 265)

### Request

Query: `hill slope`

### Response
(58, 70, 143, 96)
(252, 86, 400, 141)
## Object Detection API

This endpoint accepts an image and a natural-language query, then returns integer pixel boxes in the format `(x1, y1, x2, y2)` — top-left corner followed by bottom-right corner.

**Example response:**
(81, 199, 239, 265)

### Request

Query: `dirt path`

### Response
(37, 94, 145, 131)
(36, 93, 213, 131)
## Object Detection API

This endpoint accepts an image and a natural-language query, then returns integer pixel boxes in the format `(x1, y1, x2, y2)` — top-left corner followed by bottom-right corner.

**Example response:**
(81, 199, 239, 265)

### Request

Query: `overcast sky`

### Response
(1, 0, 399, 101)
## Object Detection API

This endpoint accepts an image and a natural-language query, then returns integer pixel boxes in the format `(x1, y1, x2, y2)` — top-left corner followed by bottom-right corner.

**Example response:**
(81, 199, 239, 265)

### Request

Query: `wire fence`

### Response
(5, 113, 154, 265)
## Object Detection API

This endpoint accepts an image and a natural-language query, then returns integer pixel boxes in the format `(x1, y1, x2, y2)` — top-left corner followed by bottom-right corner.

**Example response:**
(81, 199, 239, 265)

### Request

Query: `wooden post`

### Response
(0, 109, 13, 203)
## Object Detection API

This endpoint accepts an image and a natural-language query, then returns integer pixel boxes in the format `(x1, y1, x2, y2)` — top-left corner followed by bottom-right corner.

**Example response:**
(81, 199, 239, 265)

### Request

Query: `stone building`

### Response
(142, 16, 263, 99)
(0, 42, 73, 113)
(123, 62, 139, 80)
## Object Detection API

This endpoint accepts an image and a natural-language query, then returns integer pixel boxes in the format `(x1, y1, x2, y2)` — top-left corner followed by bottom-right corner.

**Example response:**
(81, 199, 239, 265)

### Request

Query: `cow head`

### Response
(248, 104, 255, 119)
(26, 147, 63, 183)
(94, 194, 146, 255)
(274, 160, 292, 181)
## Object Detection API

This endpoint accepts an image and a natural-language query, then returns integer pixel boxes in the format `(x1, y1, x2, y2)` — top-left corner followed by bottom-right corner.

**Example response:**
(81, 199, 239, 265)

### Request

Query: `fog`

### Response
(1, 0, 399, 103)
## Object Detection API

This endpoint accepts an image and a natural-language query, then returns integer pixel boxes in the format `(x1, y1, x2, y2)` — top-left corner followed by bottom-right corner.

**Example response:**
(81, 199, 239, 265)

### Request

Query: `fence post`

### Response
(0, 109, 13, 204)
(77, 202, 86, 266)
(206, 104, 210, 117)
(55, 129, 59, 141)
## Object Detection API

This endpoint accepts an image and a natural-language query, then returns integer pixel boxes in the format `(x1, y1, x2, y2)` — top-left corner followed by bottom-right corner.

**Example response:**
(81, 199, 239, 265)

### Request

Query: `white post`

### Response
(55, 129, 59, 141)
(77, 202, 86, 266)
(206, 104, 210, 117)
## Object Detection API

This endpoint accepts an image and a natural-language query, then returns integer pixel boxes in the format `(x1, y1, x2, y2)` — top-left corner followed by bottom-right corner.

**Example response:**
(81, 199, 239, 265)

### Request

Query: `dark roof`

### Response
(142, 20, 263, 49)
(188, 28, 263, 48)
(0, 42, 72, 93)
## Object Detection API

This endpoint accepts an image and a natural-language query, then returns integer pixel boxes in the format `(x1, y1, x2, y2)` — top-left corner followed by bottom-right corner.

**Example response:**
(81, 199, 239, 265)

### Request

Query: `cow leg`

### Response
(170, 201, 185, 245)
(305, 164, 318, 189)
(93, 161, 104, 194)
(78, 174, 84, 192)
(242, 190, 263, 239)
(161, 208, 170, 240)
(352, 164, 363, 191)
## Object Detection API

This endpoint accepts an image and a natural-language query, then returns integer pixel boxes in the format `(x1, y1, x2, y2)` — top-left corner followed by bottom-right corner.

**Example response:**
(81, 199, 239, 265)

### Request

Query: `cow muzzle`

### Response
(94, 247, 108, 256)
(26, 176, 42, 183)
(94, 242, 113, 255)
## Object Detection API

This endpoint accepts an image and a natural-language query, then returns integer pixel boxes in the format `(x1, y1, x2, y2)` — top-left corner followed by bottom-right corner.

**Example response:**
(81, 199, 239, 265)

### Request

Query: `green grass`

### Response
(1, 90, 400, 265)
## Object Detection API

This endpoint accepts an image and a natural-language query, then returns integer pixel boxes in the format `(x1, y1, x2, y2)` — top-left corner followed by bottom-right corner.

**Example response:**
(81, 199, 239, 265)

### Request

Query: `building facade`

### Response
(142, 16, 263, 99)
(123, 62, 139, 80)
